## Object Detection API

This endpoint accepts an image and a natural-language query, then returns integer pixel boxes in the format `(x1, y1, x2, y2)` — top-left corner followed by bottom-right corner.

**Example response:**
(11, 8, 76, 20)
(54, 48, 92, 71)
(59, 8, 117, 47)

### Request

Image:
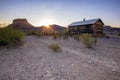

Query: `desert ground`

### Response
(0, 35, 120, 80)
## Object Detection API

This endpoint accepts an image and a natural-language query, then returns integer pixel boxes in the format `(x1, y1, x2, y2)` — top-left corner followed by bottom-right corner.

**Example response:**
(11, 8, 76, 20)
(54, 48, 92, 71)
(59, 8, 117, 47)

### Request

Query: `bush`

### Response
(0, 26, 25, 46)
(27, 31, 36, 35)
(52, 34, 58, 40)
(80, 34, 97, 48)
(27, 31, 41, 37)
(57, 33, 62, 39)
(73, 35, 80, 42)
(61, 30, 69, 40)
(94, 37, 98, 45)
(48, 44, 62, 52)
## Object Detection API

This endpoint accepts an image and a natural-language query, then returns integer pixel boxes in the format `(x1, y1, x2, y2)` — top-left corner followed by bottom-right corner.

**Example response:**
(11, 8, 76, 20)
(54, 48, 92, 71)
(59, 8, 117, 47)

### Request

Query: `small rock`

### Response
(66, 51, 69, 53)
(71, 64, 74, 67)
(62, 65, 65, 67)
(50, 77, 55, 80)
(112, 69, 116, 72)
(20, 44, 27, 48)
(88, 60, 92, 63)
(111, 61, 116, 65)
(46, 70, 52, 77)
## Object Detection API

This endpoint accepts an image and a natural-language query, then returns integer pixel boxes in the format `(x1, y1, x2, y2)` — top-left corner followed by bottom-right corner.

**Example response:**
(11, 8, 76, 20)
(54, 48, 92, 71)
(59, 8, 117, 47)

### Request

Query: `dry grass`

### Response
(80, 34, 97, 48)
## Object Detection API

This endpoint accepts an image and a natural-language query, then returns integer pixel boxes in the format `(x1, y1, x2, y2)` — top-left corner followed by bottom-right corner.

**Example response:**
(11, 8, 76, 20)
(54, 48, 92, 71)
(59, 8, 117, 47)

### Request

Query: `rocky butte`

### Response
(12, 18, 38, 31)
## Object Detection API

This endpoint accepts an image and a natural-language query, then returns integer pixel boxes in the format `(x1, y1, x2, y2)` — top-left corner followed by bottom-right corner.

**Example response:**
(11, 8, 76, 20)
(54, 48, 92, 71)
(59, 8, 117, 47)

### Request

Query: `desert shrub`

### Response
(27, 31, 41, 37)
(94, 37, 98, 45)
(61, 30, 69, 40)
(57, 33, 62, 39)
(62, 35, 68, 40)
(27, 31, 36, 35)
(35, 31, 42, 37)
(48, 44, 62, 52)
(52, 34, 58, 40)
(0, 26, 25, 46)
(73, 35, 80, 42)
(80, 34, 97, 48)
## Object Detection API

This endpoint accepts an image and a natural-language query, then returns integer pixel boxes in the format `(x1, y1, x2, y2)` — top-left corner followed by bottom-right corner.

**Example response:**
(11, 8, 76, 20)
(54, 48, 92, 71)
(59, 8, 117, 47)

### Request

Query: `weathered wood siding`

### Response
(92, 21, 103, 36)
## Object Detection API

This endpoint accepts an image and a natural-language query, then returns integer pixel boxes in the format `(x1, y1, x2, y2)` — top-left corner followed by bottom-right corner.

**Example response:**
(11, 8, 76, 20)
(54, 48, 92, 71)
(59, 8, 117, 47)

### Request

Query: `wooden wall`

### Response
(92, 21, 103, 36)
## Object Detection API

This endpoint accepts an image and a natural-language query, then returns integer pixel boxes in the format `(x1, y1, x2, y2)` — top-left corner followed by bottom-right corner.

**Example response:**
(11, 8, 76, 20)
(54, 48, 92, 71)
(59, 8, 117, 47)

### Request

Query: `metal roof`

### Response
(68, 18, 103, 26)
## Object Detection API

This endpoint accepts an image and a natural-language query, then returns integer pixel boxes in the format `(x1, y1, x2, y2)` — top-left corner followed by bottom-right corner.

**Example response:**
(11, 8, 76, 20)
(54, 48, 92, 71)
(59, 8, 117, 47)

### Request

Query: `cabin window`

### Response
(86, 26, 89, 28)
(80, 26, 85, 30)
(69, 27, 73, 31)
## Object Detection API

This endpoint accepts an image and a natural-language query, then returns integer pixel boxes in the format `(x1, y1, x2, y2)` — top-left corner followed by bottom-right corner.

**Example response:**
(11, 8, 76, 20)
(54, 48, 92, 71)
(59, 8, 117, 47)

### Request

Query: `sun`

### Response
(42, 19, 54, 26)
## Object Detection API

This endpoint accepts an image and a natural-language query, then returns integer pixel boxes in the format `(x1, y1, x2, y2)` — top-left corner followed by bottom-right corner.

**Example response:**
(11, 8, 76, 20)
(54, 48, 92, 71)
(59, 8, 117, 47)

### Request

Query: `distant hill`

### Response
(103, 26, 120, 34)
(40, 24, 67, 32)
(49, 24, 67, 32)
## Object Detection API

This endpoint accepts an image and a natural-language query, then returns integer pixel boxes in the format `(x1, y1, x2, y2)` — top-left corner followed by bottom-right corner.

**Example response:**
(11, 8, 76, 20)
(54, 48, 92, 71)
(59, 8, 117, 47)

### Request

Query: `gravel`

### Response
(0, 35, 120, 80)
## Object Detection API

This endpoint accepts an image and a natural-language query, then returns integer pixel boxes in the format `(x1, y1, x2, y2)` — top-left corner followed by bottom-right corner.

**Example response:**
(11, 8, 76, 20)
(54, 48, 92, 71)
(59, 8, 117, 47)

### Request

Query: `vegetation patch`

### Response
(27, 31, 41, 37)
(73, 35, 80, 42)
(52, 34, 58, 40)
(0, 25, 25, 46)
(80, 33, 97, 48)
(61, 30, 69, 40)
(48, 44, 62, 52)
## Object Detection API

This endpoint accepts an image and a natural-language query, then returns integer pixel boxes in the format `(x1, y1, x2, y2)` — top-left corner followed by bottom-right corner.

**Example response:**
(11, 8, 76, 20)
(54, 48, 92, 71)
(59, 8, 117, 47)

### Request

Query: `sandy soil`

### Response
(0, 35, 120, 80)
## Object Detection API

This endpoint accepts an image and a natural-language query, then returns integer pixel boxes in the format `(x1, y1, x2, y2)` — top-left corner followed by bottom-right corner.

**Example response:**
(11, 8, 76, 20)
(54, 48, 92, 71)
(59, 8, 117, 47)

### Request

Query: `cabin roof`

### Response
(68, 18, 104, 26)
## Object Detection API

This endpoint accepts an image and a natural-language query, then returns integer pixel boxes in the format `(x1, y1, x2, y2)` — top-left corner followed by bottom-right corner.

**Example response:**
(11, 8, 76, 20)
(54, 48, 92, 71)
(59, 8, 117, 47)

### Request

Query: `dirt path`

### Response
(0, 36, 120, 80)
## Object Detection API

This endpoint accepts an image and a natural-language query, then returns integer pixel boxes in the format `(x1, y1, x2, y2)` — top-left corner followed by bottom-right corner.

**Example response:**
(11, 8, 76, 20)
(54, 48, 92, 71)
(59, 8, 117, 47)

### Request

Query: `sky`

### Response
(0, 0, 120, 27)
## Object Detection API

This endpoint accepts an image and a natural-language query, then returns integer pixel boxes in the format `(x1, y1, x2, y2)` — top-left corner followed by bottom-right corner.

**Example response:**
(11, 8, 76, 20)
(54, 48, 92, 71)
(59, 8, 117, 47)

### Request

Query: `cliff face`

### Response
(13, 19, 28, 24)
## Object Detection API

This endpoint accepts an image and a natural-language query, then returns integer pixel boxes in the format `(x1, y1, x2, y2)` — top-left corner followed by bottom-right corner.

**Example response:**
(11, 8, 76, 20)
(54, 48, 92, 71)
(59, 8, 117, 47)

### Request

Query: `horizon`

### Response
(0, 0, 120, 27)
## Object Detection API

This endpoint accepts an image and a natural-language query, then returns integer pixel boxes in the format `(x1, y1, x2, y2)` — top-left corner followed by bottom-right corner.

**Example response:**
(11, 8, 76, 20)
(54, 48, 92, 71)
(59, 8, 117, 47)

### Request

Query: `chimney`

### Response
(83, 18, 86, 21)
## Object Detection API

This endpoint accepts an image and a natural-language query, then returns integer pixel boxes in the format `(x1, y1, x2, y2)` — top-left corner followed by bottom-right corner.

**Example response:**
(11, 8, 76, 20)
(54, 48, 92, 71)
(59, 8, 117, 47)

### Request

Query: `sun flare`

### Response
(42, 19, 54, 26)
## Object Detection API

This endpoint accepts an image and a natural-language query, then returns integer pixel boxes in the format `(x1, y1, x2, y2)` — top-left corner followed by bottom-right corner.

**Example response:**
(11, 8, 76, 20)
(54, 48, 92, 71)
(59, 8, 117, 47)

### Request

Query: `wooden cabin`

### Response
(68, 18, 104, 37)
